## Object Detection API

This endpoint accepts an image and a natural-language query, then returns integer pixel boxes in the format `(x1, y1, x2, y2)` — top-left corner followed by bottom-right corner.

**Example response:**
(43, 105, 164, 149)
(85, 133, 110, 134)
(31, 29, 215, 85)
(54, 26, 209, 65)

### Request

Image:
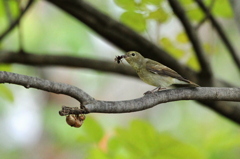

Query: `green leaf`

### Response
(147, 8, 169, 23)
(107, 120, 205, 159)
(187, 8, 204, 21)
(87, 148, 108, 159)
(187, 55, 200, 71)
(179, 0, 195, 5)
(160, 37, 184, 59)
(160, 37, 172, 47)
(114, 0, 136, 10)
(0, 85, 14, 102)
(205, 0, 233, 18)
(0, 65, 12, 72)
(142, 0, 163, 5)
(77, 117, 104, 143)
(176, 32, 189, 43)
(120, 11, 146, 32)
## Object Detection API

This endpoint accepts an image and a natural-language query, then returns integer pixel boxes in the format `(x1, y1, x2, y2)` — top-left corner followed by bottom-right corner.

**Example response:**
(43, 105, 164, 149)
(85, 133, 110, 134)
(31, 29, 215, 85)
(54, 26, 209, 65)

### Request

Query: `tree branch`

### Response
(47, 0, 197, 82)
(195, 0, 240, 70)
(1, 71, 240, 124)
(230, 0, 240, 33)
(0, 0, 34, 41)
(0, 51, 136, 77)
(168, 0, 212, 77)
(0, 50, 236, 88)
(195, 0, 216, 30)
(3, 0, 14, 24)
(0, 71, 94, 105)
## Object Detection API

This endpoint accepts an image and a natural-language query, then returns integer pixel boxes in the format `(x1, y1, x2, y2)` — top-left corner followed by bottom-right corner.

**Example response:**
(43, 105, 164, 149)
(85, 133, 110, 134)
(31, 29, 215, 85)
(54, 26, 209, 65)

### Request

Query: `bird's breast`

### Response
(136, 69, 174, 87)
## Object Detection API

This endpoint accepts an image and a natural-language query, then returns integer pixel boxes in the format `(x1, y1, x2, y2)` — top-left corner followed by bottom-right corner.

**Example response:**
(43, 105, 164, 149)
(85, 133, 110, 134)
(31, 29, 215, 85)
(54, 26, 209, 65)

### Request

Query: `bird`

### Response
(122, 51, 199, 94)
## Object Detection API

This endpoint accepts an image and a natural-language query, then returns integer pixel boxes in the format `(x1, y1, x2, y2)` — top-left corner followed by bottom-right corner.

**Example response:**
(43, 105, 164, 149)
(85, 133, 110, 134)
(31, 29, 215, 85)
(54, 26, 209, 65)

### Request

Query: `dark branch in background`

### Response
(195, 0, 216, 30)
(168, 0, 212, 78)
(230, 0, 240, 33)
(1, 71, 240, 124)
(0, 0, 34, 42)
(195, 0, 240, 70)
(17, 0, 25, 53)
(0, 51, 136, 77)
(47, 0, 197, 81)
(3, 0, 14, 24)
(0, 50, 235, 87)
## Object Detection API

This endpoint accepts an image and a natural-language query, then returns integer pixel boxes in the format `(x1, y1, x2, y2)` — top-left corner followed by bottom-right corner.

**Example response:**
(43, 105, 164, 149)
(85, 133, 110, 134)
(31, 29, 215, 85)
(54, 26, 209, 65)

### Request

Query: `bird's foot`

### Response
(144, 91, 153, 95)
(144, 87, 166, 95)
(157, 87, 166, 91)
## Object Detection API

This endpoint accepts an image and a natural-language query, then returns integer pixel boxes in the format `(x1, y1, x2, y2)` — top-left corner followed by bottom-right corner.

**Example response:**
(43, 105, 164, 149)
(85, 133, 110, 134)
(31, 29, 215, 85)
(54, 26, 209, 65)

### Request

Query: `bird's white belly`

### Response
(138, 72, 174, 88)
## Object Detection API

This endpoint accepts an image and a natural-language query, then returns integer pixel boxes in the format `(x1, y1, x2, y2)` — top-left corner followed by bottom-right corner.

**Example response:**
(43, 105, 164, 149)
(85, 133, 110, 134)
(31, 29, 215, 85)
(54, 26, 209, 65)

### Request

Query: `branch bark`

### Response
(0, 51, 136, 77)
(1, 71, 240, 123)
(0, 71, 94, 105)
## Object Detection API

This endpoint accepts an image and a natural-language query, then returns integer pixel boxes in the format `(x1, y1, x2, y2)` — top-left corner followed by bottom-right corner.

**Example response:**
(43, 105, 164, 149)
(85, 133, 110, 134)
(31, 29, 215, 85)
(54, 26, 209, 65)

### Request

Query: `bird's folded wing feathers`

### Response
(146, 60, 190, 83)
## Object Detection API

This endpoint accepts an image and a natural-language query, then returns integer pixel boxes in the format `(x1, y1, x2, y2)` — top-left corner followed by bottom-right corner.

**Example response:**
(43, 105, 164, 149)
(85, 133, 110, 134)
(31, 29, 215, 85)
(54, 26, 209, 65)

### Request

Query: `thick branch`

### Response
(87, 87, 240, 112)
(168, 0, 212, 77)
(0, 51, 136, 77)
(0, 0, 34, 41)
(196, 0, 240, 70)
(1, 71, 240, 123)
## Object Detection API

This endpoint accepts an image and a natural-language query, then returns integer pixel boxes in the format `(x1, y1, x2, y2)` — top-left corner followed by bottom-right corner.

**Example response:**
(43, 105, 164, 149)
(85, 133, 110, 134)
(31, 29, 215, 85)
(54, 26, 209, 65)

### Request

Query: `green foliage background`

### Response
(0, 0, 240, 159)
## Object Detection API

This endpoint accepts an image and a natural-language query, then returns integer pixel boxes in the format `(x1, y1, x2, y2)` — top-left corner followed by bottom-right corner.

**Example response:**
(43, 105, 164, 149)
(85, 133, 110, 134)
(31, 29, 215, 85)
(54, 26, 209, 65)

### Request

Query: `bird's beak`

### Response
(122, 55, 127, 58)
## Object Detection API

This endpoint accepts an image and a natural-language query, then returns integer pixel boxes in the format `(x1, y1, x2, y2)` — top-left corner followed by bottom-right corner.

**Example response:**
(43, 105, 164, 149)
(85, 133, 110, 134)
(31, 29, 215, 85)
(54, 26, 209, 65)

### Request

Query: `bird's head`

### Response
(123, 51, 144, 70)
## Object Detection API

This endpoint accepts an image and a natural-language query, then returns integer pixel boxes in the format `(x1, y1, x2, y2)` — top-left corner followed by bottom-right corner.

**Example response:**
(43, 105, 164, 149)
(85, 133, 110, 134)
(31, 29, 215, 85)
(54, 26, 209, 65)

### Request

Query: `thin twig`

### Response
(3, 0, 14, 24)
(229, 0, 240, 33)
(195, 0, 216, 30)
(195, 0, 240, 70)
(17, 0, 24, 53)
(168, 0, 213, 77)
(0, 0, 34, 41)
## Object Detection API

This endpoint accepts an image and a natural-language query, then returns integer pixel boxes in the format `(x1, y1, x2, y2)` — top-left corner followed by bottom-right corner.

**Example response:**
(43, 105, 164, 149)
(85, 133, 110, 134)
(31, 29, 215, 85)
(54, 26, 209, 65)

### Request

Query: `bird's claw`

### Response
(143, 87, 166, 95)
(144, 91, 153, 95)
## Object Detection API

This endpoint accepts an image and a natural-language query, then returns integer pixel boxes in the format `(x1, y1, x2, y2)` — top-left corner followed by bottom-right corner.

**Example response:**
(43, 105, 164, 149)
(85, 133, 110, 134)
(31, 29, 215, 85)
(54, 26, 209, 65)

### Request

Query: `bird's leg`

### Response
(157, 87, 166, 91)
(144, 87, 166, 95)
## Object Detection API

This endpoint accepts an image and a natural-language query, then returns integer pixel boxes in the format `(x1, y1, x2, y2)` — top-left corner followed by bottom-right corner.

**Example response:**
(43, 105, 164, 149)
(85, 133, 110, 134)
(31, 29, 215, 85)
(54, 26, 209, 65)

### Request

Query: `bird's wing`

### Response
(146, 60, 190, 83)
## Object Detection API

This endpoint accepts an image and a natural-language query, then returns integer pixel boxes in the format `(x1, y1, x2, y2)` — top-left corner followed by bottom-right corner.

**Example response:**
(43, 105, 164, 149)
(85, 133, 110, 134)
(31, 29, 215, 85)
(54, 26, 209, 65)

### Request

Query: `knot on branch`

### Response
(59, 106, 89, 116)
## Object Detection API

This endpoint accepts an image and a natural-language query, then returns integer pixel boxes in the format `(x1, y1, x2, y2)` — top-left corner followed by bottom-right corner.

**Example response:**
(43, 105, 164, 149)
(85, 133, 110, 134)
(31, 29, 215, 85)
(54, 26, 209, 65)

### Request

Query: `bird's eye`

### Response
(131, 53, 135, 56)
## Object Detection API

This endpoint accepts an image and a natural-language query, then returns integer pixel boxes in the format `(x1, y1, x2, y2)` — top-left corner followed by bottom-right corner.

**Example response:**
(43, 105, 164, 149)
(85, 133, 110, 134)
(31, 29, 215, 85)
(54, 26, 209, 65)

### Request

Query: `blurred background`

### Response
(1, 0, 240, 158)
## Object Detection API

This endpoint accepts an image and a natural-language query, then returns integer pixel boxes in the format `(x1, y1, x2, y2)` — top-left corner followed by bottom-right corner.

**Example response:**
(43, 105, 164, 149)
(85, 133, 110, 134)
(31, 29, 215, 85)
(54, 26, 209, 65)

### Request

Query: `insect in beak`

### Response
(115, 55, 125, 64)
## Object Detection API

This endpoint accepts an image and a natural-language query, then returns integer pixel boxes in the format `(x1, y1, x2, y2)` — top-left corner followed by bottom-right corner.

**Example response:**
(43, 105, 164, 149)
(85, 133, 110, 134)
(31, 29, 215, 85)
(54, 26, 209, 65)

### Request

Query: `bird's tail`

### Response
(185, 80, 200, 87)
(174, 78, 200, 87)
